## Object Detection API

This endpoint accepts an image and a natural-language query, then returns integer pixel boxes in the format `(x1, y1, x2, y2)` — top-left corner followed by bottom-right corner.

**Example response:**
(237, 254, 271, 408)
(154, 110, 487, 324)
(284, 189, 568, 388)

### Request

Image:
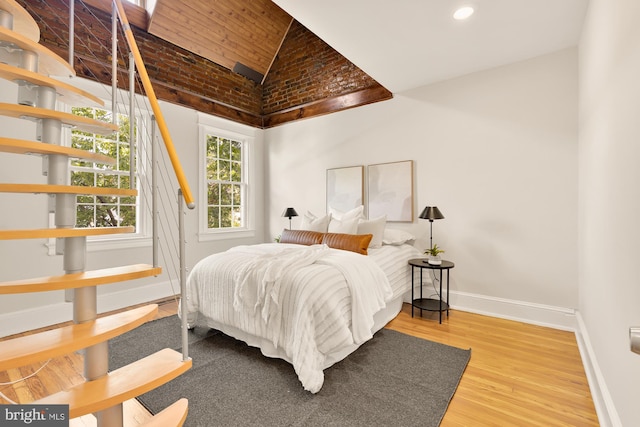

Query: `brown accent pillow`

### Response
(322, 232, 373, 255)
(279, 229, 324, 246)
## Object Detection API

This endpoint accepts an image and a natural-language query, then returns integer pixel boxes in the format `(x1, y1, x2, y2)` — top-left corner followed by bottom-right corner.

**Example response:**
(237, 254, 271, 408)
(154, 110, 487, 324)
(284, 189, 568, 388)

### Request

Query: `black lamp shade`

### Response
(419, 206, 444, 221)
(282, 207, 299, 219)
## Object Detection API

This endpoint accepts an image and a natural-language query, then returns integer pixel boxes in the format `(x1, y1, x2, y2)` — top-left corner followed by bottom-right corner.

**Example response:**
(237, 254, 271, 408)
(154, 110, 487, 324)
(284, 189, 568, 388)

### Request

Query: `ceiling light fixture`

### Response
(453, 6, 474, 20)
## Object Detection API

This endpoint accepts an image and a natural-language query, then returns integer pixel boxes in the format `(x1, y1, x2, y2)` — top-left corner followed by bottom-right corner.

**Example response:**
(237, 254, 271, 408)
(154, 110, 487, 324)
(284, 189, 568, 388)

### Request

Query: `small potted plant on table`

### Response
(424, 244, 445, 265)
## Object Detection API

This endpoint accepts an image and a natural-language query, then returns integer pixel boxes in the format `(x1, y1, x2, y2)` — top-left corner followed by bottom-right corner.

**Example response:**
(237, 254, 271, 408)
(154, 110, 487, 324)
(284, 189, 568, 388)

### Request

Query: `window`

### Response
(69, 106, 146, 236)
(198, 116, 255, 241)
(205, 134, 245, 229)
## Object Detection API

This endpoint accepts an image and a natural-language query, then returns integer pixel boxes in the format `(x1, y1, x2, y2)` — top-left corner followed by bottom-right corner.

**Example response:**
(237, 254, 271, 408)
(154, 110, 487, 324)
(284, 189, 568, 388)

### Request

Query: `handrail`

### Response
(112, 0, 195, 209)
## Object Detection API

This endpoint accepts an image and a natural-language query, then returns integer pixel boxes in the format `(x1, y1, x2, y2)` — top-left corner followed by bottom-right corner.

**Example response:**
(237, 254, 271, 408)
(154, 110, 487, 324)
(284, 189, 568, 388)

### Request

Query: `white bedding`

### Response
(183, 242, 421, 393)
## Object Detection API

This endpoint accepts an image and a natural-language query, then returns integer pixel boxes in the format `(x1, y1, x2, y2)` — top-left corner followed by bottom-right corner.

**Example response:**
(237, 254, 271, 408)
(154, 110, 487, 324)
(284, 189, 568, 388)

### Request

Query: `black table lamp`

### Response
(419, 206, 444, 250)
(282, 207, 298, 229)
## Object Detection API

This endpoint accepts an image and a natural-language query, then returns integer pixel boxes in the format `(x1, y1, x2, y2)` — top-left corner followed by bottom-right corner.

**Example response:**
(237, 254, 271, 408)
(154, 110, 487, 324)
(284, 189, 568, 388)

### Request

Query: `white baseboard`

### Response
(575, 312, 621, 427)
(440, 290, 619, 427)
(0, 281, 177, 337)
(448, 290, 578, 331)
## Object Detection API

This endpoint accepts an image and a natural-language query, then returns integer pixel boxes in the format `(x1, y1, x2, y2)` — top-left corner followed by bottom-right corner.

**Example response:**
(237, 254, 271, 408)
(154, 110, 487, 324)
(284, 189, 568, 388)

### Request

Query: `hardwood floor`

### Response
(0, 298, 599, 426)
(388, 305, 599, 426)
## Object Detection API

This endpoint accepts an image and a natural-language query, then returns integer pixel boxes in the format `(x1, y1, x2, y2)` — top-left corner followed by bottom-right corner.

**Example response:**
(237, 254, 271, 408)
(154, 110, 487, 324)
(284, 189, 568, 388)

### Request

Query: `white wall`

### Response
(579, 0, 640, 425)
(0, 77, 265, 336)
(265, 48, 579, 325)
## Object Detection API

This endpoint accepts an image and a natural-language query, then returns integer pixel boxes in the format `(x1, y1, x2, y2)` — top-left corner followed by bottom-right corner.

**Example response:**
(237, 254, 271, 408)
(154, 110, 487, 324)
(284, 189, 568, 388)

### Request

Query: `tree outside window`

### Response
(206, 134, 245, 229)
(70, 107, 137, 228)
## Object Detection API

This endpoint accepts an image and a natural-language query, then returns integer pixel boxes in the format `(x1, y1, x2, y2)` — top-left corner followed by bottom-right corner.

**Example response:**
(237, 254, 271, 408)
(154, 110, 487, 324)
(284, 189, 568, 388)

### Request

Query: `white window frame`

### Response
(58, 102, 153, 252)
(198, 113, 256, 241)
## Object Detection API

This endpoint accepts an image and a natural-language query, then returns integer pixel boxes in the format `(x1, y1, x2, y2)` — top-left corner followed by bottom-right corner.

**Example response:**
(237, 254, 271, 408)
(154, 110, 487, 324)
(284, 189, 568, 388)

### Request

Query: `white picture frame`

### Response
(367, 160, 413, 222)
(326, 166, 364, 214)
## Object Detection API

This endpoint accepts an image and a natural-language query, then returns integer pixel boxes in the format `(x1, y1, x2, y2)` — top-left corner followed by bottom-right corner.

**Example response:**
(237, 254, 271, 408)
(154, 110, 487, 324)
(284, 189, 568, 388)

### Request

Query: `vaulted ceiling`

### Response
(145, 0, 589, 94)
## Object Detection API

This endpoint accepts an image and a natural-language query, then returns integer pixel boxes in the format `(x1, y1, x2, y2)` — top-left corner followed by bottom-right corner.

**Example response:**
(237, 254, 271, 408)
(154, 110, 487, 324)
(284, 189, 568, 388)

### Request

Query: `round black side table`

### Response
(408, 258, 454, 324)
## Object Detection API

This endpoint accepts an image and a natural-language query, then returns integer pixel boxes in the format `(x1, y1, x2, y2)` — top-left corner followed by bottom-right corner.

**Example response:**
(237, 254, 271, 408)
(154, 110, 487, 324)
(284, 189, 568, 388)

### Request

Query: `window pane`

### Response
(231, 161, 241, 182)
(95, 205, 119, 227)
(97, 173, 118, 189)
(208, 207, 219, 228)
(220, 138, 231, 159)
(76, 204, 95, 227)
(232, 207, 241, 227)
(219, 160, 230, 181)
(121, 175, 130, 190)
(206, 135, 218, 157)
(231, 141, 241, 162)
(72, 171, 95, 187)
(207, 160, 218, 181)
(220, 183, 232, 205)
(118, 144, 131, 171)
(232, 184, 241, 205)
(77, 194, 94, 204)
(119, 205, 136, 226)
(118, 116, 131, 142)
(220, 206, 232, 228)
(208, 183, 220, 205)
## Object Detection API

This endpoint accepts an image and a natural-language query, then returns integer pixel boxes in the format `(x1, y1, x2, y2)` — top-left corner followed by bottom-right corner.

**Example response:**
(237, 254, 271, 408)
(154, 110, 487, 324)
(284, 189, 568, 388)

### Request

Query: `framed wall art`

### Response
(326, 166, 364, 214)
(367, 160, 413, 222)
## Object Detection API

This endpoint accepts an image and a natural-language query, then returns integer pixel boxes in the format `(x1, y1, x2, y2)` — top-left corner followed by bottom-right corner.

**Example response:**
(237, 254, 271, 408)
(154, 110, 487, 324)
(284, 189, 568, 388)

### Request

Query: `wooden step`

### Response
(0, 304, 159, 370)
(0, 137, 115, 165)
(0, 226, 135, 240)
(0, 263, 161, 294)
(0, 63, 103, 106)
(0, 26, 73, 77)
(140, 398, 189, 427)
(0, 103, 117, 134)
(0, 0, 40, 42)
(0, 183, 137, 197)
(34, 348, 192, 419)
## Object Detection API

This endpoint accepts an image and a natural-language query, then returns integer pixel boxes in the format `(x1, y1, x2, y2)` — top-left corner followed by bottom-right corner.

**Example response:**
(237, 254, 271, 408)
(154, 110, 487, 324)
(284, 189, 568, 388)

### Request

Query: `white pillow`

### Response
(382, 228, 415, 246)
(357, 215, 386, 248)
(328, 216, 359, 234)
(329, 205, 365, 221)
(301, 211, 331, 232)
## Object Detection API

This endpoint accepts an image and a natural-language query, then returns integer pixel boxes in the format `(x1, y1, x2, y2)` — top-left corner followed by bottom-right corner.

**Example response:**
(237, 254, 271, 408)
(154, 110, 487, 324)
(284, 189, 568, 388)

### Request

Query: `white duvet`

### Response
(184, 242, 420, 393)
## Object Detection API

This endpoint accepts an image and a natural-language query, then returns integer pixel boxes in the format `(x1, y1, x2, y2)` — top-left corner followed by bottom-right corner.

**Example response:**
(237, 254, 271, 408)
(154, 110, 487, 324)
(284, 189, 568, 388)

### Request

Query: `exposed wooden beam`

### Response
(262, 86, 393, 128)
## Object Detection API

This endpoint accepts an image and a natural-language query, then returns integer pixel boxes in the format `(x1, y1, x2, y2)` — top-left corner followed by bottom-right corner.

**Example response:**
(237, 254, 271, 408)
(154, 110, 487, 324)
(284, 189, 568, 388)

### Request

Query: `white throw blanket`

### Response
(232, 244, 330, 325)
(184, 243, 394, 393)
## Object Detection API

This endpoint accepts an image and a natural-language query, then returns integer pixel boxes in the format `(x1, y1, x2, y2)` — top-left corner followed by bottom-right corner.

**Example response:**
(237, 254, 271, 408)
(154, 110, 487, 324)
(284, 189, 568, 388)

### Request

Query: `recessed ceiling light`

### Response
(453, 6, 474, 20)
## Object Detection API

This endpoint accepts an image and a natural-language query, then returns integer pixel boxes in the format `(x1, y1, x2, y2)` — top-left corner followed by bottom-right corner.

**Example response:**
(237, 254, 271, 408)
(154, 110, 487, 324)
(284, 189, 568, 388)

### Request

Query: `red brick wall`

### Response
(262, 21, 383, 114)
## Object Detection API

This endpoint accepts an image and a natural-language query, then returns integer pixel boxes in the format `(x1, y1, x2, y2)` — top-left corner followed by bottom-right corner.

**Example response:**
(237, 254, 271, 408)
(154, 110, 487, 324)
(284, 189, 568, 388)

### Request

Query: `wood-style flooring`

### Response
(0, 298, 599, 426)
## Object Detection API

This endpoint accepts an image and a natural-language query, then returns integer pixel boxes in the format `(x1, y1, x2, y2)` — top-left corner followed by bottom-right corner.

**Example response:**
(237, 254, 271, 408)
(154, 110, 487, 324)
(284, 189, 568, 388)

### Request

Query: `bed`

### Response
(183, 226, 421, 393)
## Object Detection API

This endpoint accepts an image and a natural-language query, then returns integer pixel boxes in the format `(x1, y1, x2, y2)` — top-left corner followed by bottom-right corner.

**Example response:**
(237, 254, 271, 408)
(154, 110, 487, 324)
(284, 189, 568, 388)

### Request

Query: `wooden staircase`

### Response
(0, 1, 190, 426)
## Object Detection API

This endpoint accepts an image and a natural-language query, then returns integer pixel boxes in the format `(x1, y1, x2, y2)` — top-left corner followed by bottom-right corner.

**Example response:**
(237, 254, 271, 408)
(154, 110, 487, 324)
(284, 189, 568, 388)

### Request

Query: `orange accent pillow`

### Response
(280, 229, 324, 246)
(322, 233, 373, 255)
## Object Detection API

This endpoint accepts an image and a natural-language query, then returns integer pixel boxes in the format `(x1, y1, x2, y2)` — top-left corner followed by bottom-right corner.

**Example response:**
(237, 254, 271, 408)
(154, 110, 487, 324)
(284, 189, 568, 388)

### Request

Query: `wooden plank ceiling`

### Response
(148, 0, 293, 83)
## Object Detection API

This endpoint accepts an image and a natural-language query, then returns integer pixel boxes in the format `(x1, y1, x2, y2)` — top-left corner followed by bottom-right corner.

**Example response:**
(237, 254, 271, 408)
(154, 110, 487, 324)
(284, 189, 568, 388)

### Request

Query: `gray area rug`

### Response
(109, 315, 470, 426)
